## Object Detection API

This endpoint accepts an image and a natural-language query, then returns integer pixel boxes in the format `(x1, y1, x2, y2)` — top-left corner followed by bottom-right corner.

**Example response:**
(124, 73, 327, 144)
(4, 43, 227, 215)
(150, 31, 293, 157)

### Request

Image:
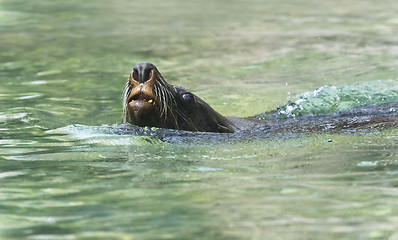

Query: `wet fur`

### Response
(122, 63, 233, 132)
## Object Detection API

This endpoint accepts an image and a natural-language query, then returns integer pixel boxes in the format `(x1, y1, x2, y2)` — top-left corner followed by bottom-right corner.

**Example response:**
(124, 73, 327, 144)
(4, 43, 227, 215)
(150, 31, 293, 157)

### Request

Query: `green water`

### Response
(263, 80, 398, 119)
(1, 0, 398, 239)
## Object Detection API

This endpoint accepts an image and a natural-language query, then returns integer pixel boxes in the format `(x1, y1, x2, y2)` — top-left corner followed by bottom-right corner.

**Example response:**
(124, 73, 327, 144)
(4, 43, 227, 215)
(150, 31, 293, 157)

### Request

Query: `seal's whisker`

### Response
(163, 86, 179, 127)
(156, 77, 177, 120)
(176, 110, 197, 131)
(122, 81, 131, 123)
(154, 83, 168, 119)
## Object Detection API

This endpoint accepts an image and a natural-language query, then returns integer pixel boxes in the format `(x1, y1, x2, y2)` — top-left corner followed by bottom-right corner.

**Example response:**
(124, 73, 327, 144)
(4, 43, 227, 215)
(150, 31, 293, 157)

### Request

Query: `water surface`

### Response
(1, 0, 398, 239)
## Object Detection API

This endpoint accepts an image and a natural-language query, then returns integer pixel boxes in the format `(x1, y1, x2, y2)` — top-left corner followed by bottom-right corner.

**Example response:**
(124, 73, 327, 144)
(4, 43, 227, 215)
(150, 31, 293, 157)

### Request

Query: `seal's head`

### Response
(122, 62, 234, 133)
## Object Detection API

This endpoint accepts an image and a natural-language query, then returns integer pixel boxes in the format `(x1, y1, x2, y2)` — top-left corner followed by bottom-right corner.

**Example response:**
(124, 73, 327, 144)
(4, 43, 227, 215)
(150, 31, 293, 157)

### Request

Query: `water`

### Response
(268, 80, 398, 119)
(1, 0, 398, 239)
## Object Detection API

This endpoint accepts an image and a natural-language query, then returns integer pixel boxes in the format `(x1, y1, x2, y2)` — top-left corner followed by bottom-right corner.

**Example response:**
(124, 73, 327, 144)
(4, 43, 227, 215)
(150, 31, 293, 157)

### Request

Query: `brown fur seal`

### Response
(122, 62, 239, 133)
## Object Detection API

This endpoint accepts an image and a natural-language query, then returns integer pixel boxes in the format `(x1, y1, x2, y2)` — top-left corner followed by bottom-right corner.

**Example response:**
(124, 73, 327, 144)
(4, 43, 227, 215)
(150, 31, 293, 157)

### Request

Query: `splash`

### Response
(261, 79, 398, 119)
(48, 124, 166, 146)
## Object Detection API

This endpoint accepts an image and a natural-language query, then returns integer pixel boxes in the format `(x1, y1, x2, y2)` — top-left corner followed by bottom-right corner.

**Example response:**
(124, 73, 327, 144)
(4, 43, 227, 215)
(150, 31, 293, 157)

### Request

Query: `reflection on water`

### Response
(1, 0, 398, 239)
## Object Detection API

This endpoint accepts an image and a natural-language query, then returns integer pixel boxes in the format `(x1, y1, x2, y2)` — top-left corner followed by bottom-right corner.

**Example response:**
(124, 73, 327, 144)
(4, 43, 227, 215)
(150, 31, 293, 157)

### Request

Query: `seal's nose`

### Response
(132, 62, 154, 83)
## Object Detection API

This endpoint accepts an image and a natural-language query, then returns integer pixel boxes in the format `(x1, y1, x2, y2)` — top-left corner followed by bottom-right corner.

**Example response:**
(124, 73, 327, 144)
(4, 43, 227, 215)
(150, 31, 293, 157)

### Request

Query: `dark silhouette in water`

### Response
(123, 62, 398, 134)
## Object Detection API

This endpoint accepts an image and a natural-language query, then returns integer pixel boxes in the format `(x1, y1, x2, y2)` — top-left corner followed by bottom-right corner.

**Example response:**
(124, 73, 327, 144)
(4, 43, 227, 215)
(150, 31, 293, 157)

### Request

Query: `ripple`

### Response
(191, 167, 223, 172)
(36, 70, 62, 76)
(30, 80, 47, 85)
(15, 94, 42, 100)
(357, 161, 378, 167)
(0, 112, 27, 120)
(22, 79, 68, 85)
(0, 171, 26, 179)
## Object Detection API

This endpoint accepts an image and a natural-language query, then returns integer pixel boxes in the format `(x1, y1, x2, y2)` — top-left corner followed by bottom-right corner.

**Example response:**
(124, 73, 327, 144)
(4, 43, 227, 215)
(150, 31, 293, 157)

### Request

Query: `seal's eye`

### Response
(182, 93, 194, 104)
(132, 69, 138, 80)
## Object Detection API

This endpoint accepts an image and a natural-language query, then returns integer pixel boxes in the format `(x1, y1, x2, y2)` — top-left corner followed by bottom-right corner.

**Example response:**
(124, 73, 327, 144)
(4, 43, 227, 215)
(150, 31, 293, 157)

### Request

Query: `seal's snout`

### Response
(131, 62, 155, 83)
